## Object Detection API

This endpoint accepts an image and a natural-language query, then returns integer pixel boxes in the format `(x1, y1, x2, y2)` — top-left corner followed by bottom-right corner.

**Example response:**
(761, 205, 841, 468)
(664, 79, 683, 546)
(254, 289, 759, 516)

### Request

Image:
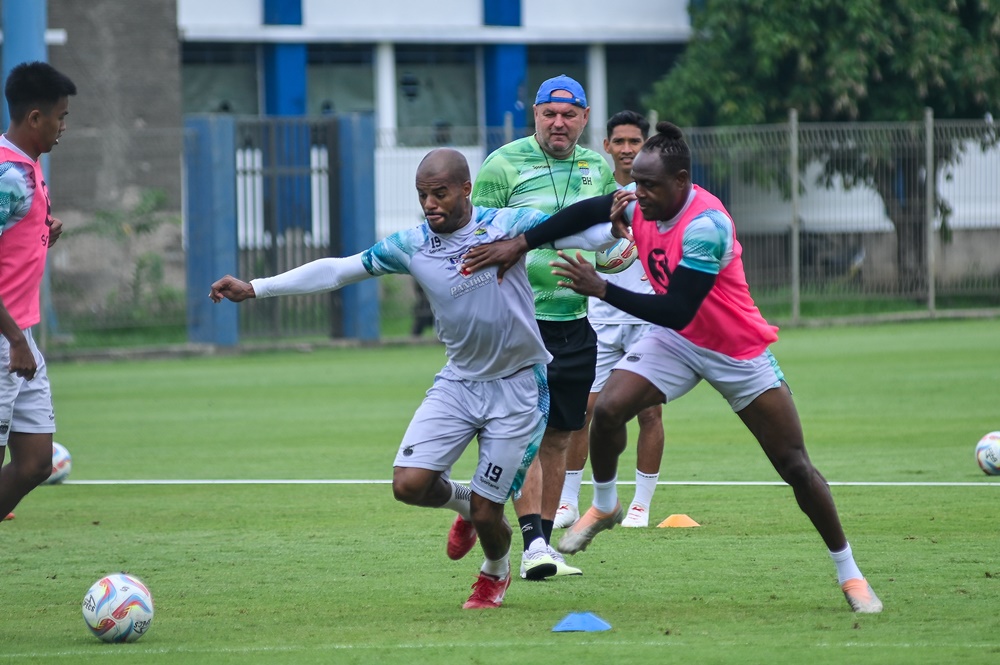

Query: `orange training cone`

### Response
(657, 514, 700, 528)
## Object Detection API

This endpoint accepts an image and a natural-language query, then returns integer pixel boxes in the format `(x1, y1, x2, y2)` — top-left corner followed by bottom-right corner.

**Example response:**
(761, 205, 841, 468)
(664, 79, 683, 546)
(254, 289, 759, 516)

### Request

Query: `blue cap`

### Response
(534, 75, 588, 108)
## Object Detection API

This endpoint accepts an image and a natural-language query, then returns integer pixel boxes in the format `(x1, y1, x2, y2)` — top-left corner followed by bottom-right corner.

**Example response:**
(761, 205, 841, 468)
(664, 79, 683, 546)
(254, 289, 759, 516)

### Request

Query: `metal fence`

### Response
(43, 115, 1000, 349)
(375, 116, 1000, 328)
(681, 114, 1000, 321)
(231, 118, 343, 339)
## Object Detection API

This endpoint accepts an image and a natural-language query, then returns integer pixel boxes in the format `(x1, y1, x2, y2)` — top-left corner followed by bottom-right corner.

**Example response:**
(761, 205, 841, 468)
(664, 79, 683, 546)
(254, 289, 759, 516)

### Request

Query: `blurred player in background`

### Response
(556, 110, 665, 530)
(210, 148, 621, 609)
(0, 62, 75, 523)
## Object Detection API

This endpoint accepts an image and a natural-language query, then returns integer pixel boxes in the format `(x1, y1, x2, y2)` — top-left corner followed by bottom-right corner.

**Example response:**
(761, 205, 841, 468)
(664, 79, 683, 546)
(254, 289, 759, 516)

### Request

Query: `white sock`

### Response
(592, 475, 618, 513)
(560, 470, 583, 506)
(631, 470, 659, 509)
(829, 542, 864, 585)
(442, 481, 472, 520)
(481, 550, 510, 579)
(525, 537, 547, 553)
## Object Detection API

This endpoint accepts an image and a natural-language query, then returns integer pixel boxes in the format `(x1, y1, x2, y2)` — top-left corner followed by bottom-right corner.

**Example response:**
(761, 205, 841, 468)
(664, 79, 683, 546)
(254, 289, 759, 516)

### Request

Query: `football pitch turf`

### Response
(1, 318, 998, 663)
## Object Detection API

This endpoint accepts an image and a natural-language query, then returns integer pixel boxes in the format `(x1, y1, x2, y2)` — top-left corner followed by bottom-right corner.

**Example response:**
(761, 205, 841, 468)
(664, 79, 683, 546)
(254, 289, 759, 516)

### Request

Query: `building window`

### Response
(394, 46, 477, 136)
(182, 43, 259, 114)
(307, 45, 375, 116)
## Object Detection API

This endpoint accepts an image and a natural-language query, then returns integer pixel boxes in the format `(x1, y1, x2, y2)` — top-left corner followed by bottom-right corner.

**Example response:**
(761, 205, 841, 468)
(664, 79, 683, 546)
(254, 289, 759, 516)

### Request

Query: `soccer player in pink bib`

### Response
(0, 62, 76, 523)
(462, 121, 882, 614)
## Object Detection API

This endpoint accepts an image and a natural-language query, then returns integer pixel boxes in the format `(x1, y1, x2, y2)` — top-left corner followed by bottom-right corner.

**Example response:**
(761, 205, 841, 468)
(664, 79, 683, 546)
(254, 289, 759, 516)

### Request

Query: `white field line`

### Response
(60, 479, 999, 487)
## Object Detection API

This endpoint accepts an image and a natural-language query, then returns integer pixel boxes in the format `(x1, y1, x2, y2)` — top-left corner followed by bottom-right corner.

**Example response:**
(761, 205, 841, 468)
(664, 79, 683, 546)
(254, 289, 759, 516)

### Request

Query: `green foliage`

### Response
(70, 189, 177, 244)
(650, 1, 1000, 125)
(98, 252, 186, 325)
(2, 320, 998, 662)
(66, 189, 185, 329)
(647, 2, 1000, 290)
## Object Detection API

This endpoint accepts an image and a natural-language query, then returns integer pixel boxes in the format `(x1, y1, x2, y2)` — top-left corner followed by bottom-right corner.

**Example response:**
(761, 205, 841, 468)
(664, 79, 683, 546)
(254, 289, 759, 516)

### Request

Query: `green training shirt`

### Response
(472, 135, 617, 321)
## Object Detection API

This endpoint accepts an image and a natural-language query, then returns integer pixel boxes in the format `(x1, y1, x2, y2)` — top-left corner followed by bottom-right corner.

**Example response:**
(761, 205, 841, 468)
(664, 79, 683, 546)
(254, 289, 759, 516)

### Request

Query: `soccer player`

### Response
(556, 110, 665, 530)
(461, 123, 883, 613)
(210, 148, 620, 609)
(465, 75, 617, 580)
(0, 62, 75, 524)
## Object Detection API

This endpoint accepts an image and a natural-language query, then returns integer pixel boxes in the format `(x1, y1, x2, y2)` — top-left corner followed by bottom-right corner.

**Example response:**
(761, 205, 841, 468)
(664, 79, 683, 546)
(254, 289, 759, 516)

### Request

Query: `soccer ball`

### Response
(975, 431, 1000, 475)
(82, 573, 155, 643)
(595, 237, 639, 274)
(42, 442, 71, 485)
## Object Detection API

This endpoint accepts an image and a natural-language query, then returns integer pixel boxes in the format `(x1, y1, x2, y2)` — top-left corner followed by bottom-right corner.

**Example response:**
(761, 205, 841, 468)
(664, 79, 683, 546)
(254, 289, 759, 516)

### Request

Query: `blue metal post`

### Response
(261, 0, 309, 274)
(1, 1, 60, 344)
(483, 45, 527, 151)
(337, 113, 379, 341)
(1, 0, 48, 127)
(184, 115, 239, 346)
(263, 0, 302, 26)
(483, 0, 520, 26)
(263, 0, 306, 116)
(482, 0, 526, 152)
(263, 44, 307, 116)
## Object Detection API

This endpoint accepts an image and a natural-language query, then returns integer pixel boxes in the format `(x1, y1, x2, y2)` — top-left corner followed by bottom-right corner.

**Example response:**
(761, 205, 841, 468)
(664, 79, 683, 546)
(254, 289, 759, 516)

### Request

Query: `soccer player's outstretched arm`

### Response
(551, 211, 728, 329)
(461, 194, 622, 281)
(551, 250, 715, 330)
(210, 254, 373, 303)
(522, 193, 618, 248)
(600, 266, 715, 329)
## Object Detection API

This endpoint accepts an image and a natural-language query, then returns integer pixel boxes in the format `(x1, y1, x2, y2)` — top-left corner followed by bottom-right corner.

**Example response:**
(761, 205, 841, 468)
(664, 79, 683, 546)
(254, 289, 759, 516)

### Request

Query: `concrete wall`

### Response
(43, 0, 185, 331)
(48, 0, 183, 213)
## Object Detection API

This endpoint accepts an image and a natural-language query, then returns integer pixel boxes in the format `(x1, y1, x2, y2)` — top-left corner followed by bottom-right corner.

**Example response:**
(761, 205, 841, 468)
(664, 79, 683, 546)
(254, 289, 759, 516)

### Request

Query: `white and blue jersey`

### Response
(363, 206, 559, 381)
(248, 202, 614, 500)
(251, 205, 613, 381)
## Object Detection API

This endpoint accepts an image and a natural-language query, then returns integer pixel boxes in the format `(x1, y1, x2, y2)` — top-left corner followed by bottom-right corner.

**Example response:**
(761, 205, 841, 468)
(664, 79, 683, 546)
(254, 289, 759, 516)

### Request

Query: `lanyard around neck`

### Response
(541, 146, 577, 212)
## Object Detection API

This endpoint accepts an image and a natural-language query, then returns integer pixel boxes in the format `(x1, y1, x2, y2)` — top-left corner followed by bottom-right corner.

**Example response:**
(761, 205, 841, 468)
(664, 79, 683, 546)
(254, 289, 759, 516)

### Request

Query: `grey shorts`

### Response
(393, 364, 549, 503)
(591, 320, 652, 393)
(0, 327, 56, 446)
(614, 326, 785, 412)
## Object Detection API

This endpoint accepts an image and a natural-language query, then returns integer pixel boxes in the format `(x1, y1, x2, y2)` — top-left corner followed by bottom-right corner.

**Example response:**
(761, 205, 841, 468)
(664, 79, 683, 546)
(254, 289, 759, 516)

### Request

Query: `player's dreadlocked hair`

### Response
(642, 121, 691, 175)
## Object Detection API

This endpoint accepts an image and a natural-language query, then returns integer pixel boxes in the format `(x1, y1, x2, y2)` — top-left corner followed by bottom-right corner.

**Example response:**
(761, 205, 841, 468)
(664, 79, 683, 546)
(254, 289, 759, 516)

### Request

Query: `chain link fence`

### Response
(376, 117, 1000, 331)
(42, 116, 1000, 350)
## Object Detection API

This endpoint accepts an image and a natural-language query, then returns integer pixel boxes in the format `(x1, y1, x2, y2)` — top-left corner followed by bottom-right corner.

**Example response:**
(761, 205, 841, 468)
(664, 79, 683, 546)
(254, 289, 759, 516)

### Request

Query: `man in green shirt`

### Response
(448, 75, 617, 580)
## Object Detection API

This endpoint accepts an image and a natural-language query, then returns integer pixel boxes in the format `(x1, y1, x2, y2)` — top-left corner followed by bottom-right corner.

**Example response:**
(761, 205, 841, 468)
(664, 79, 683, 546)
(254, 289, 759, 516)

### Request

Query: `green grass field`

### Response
(2, 319, 998, 663)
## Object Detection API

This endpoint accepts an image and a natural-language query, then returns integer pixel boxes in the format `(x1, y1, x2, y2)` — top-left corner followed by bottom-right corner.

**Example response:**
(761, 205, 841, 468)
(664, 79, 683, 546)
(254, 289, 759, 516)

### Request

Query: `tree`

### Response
(647, 0, 1000, 293)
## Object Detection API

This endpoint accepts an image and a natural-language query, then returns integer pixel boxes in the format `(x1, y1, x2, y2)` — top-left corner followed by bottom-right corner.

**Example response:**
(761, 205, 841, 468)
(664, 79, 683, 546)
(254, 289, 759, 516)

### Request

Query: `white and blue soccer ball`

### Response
(595, 237, 638, 274)
(82, 573, 155, 643)
(975, 431, 1000, 476)
(43, 442, 72, 485)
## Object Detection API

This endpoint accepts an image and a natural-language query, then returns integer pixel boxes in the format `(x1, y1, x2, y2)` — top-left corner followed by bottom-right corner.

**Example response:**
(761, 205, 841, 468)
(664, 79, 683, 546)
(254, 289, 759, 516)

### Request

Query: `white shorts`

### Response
(591, 320, 652, 393)
(0, 327, 56, 446)
(614, 326, 785, 413)
(393, 364, 549, 504)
